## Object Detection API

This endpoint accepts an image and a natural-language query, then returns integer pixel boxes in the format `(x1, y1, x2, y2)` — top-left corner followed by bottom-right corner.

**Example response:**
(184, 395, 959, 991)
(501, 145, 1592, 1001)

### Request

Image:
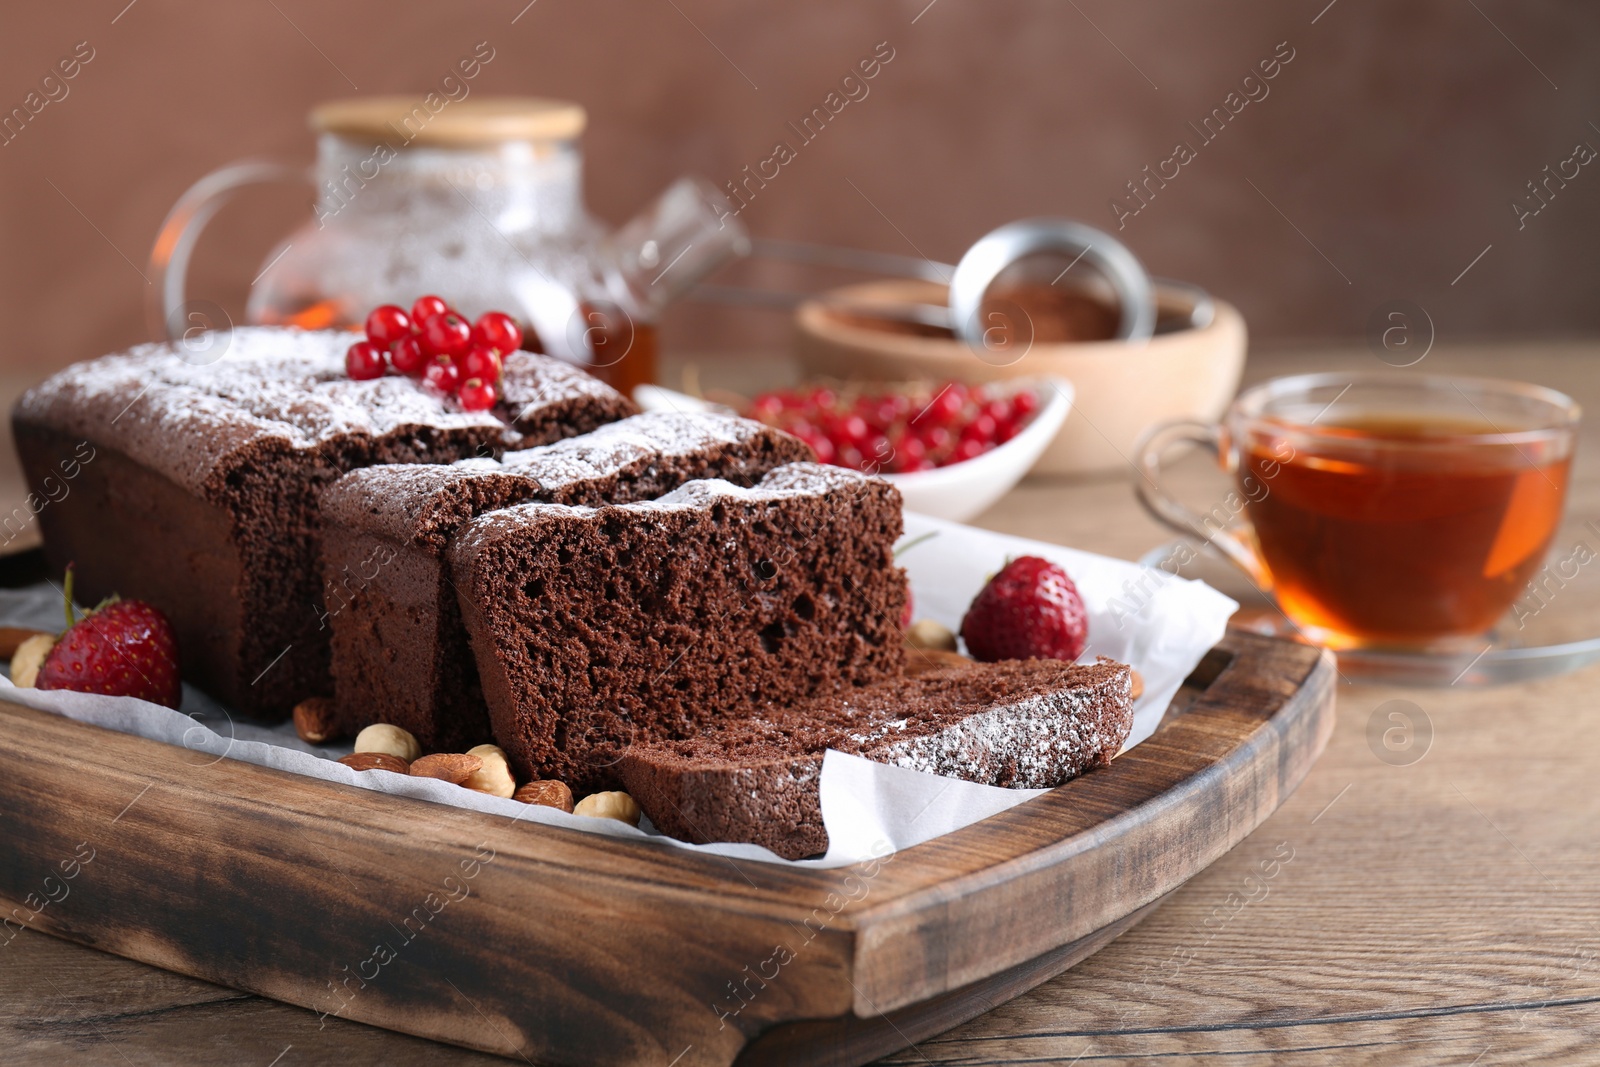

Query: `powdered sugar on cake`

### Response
(496, 411, 778, 490)
(321, 412, 813, 549)
(454, 461, 871, 551)
(16, 327, 641, 496)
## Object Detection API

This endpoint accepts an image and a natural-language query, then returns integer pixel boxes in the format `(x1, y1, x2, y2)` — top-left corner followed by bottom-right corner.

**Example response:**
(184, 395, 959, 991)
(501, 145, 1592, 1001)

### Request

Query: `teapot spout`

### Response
(604, 177, 750, 316)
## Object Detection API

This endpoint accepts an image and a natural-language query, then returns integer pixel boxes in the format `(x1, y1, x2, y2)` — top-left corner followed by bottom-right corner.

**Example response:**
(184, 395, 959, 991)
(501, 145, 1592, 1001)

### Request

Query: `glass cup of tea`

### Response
(1135, 373, 1582, 650)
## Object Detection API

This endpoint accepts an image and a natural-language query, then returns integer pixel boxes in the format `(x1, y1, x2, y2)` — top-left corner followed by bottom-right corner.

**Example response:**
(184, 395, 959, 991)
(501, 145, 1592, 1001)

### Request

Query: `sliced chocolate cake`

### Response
(449, 463, 908, 793)
(318, 412, 814, 751)
(619, 658, 1134, 859)
(12, 327, 634, 717)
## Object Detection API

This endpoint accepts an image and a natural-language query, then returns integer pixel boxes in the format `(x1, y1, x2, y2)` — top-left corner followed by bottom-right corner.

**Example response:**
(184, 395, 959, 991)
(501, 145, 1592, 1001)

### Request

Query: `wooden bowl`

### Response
(794, 279, 1248, 476)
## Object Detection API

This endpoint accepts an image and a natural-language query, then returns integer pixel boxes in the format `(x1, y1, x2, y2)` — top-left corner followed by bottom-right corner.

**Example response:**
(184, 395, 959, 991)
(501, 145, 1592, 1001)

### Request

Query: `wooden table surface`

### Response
(5, 341, 1600, 1066)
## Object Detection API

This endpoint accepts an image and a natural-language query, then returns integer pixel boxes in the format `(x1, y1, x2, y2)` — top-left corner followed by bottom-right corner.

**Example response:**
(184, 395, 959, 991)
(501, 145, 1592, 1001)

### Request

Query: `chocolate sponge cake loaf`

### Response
(619, 659, 1134, 859)
(449, 463, 908, 792)
(318, 412, 814, 751)
(12, 327, 634, 717)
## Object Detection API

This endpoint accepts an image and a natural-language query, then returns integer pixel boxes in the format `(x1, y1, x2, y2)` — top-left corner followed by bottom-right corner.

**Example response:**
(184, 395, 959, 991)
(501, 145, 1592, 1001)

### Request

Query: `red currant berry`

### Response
(411, 295, 450, 325)
(458, 377, 498, 412)
(837, 444, 864, 471)
(981, 398, 1013, 426)
(801, 432, 835, 465)
(422, 355, 462, 395)
(344, 340, 387, 380)
(921, 385, 966, 425)
(952, 437, 990, 463)
(421, 311, 472, 359)
(920, 425, 953, 452)
(470, 311, 523, 355)
(900, 457, 934, 473)
(750, 394, 785, 421)
(839, 413, 871, 447)
(895, 434, 928, 466)
(961, 413, 999, 443)
(1010, 389, 1040, 423)
(807, 386, 838, 411)
(868, 395, 909, 430)
(458, 345, 504, 382)
(390, 335, 427, 377)
(364, 305, 411, 349)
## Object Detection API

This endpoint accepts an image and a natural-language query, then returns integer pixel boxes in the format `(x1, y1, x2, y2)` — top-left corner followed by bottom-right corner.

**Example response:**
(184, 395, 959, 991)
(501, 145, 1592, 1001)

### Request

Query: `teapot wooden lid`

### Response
(310, 96, 587, 145)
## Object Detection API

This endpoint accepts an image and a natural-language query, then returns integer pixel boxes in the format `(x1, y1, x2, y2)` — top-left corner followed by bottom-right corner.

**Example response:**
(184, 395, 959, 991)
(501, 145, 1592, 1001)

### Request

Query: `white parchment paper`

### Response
(0, 511, 1235, 868)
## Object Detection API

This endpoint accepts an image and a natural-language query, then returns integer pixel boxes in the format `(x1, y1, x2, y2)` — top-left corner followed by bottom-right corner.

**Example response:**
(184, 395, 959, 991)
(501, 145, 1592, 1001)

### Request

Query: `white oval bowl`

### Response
(632, 378, 1072, 523)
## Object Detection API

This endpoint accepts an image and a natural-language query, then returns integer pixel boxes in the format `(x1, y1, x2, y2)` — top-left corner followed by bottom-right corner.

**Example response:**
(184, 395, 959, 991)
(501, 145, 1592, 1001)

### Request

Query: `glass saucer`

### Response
(1138, 532, 1600, 688)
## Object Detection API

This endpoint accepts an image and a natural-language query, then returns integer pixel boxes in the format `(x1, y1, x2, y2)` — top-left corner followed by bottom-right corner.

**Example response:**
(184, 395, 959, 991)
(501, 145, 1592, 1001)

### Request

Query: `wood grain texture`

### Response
(0, 629, 1330, 1066)
(10, 342, 1599, 1065)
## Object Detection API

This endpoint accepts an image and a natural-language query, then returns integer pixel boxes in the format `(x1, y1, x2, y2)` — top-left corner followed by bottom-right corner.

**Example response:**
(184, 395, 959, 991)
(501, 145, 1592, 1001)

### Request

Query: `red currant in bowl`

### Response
(666, 376, 1073, 521)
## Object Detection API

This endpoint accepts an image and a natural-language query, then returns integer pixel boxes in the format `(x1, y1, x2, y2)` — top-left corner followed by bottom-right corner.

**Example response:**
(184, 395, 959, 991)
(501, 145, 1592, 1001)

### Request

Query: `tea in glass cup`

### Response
(1136, 374, 1581, 649)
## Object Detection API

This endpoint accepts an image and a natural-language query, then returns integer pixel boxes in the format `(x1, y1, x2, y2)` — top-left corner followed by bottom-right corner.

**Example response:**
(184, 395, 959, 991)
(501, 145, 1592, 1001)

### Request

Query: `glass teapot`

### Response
(149, 96, 748, 394)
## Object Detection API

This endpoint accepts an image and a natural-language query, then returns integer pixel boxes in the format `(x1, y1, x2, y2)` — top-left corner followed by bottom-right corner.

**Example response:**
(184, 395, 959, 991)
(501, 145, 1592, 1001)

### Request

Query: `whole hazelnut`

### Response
(573, 791, 641, 827)
(905, 619, 958, 652)
(9, 633, 57, 689)
(353, 723, 421, 763)
(462, 745, 516, 798)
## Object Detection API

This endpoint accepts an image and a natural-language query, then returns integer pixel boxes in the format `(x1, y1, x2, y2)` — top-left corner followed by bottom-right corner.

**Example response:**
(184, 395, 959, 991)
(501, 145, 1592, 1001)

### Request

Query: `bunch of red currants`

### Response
(746, 382, 1040, 474)
(344, 295, 523, 413)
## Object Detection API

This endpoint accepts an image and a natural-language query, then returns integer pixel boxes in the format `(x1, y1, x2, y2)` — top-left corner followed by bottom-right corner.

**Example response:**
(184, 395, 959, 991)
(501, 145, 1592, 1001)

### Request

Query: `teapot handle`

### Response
(147, 160, 305, 342)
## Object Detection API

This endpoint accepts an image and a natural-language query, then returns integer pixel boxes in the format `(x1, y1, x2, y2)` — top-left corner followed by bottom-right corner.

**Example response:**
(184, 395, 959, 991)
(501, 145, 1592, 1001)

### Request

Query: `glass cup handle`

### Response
(146, 160, 306, 343)
(1133, 418, 1273, 590)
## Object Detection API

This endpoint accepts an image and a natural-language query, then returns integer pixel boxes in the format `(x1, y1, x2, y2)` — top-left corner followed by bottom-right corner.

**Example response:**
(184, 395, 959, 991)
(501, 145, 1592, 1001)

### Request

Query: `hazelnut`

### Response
(905, 619, 958, 652)
(9, 632, 57, 688)
(1130, 669, 1145, 702)
(514, 780, 574, 813)
(409, 752, 482, 784)
(353, 723, 420, 763)
(573, 790, 641, 826)
(462, 745, 515, 798)
(339, 752, 409, 774)
(293, 696, 339, 744)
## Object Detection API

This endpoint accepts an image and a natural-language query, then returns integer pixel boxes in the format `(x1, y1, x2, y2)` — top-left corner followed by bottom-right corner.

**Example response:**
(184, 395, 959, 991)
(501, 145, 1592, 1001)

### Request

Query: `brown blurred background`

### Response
(1, 0, 1597, 382)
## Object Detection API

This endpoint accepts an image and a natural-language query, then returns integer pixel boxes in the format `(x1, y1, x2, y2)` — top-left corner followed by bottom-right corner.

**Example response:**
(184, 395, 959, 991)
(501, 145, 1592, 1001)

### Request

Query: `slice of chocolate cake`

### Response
(449, 463, 909, 793)
(619, 658, 1133, 859)
(11, 327, 634, 717)
(318, 412, 814, 751)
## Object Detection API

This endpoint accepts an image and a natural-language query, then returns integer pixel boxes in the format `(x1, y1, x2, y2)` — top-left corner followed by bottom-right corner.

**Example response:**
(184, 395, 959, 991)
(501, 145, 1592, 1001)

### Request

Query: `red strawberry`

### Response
(36, 596, 183, 708)
(960, 555, 1088, 663)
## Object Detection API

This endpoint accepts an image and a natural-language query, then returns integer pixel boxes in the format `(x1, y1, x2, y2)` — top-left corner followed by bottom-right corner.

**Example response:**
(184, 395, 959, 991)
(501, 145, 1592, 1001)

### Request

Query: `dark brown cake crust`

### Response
(618, 658, 1134, 859)
(12, 328, 634, 717)
(318, 414, 814, 751)
(451, 463, 908, 793)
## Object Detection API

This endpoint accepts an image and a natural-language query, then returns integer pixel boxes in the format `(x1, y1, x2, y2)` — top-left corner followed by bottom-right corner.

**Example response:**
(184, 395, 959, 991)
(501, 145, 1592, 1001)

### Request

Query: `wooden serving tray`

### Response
(0, 628, 1333, 1066)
